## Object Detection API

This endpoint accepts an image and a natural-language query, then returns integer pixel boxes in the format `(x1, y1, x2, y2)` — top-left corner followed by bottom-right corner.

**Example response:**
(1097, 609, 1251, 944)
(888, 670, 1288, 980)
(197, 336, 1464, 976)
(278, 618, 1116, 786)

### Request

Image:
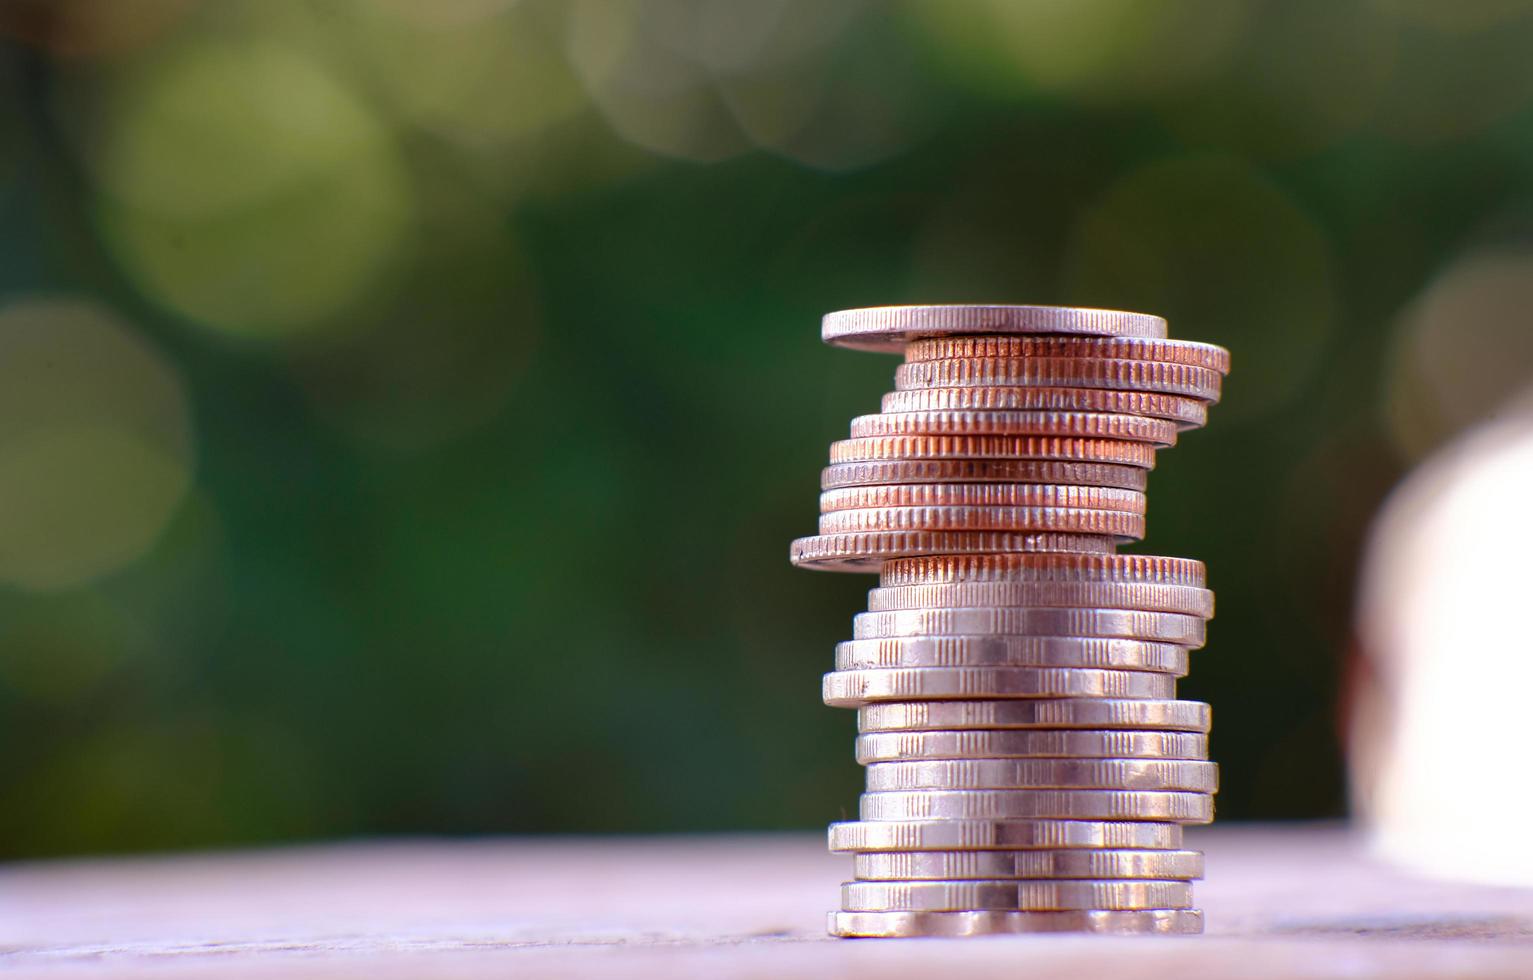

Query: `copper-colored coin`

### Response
(828, 435, 1156, 468)
(823, 667, 1176, 707)
(895, 358, 1222, 402)
(828, 908, 1203, 937)
(851, 608, 1206, 646)
(849, 411, 1177, 446)
(858, 699, 1212, 733)
(840, 878, 1195, 912)
(817, 505, 1144, 539)
(905, 336, 1230, 374)
(790, 531, 1119, 573)
(820, 483, 1145, 515)
(852, 849, 1205, 881)
(821, 458, 1149, 492)
(881, 386, 1208, 428)
(858, 789, 1214, 823)
(863, 759, 1218, 792)
(868, 581, 1213, 618)
(822, 305, 1168, 353)
(834, 637, 1189, 674)
(854, 730, 1208, 764)
(880, 554, 1206, 588)
(828, 818, 1184, 852)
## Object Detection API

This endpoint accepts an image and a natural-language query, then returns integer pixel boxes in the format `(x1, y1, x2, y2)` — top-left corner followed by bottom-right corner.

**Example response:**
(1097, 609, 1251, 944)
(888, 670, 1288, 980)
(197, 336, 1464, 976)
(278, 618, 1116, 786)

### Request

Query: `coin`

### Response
(852, 849, 1205, 881)
(858, 789, 1215, 823)
(854, 730, 1208, 764)
(828, 818, 1184, 852)
(849, 410, 1178, 446)
(822, 305, 1168, 353)
(828, 908, 1204, 937)
(895, 358, 1223, 402)
(857, 699, 1212, 733)
(851, 608, 1206, 646)
(880, 553, 1206, 588)
(862, 759, 1218, 792)
(823, 667, 1176, 707)
(820, 483, 1145, 514)
(817, 505, 1144, 539)
(821, 458, 1149, 492)
(905, 336, 1231, 374)
(790, 531, 1119, 573)
(834, 637, 1189, 673)
(840, 878, 1195, 912)
(829, 434, 1157, 468)
(868, 581, 1213, 617)
(881, 386, 1208, 429)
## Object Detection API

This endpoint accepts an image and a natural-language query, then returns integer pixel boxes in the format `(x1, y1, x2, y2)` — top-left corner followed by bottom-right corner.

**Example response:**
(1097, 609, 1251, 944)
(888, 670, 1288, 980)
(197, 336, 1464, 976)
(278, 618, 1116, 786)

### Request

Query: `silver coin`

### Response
(852, 849, 1204, 881)
(863, 759, 1218, 793)
(828, 434, 1158, 468)
(854, 730, 1208, 764)
(868, 581, 1213, 617)
(828, 908, 1204, 937)
(834, 637, 1189, 673)
(840, 878, 1195, 912)
(849, 410, 1178, 447)
(790, 531, 1118, 573)
(828, 818, 1184, 853)
(880, 386, 1208, 429)
(824, 667, 1176, 708)
(858, 699, 1212, 733)
(852, 608, 1207, 647)
(821, 458, 1150, 492)
(817, 505, 1144, 539)
(895, 357, 1223, 402)
(859, 789, 1214, 823)
(819, 482, 1146, 514)
(821, 305, 1169, 353)
(879, 553, 1205, 588)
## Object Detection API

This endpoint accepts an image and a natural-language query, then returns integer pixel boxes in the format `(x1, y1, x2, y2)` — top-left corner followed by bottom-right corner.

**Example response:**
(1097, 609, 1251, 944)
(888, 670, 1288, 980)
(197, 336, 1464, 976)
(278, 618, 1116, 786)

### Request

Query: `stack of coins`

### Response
(790, 306, 1229, 939)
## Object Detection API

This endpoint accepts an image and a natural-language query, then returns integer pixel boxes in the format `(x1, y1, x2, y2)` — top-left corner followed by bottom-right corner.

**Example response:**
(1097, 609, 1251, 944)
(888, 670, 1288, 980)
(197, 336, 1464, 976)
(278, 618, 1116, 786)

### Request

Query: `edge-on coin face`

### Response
(879, 553, 1206, 588)
(840, 878, 1195, 912)
(866, 581, 1212, 617)
(817, 505, 1145, 539)
(861, 759, 1219, 792)
(904, 336, 1230, 375)
(848, 410, 1178, 446)
(858, 789, 1215, 823)
(827, 818, 1184, 852)
(857, 699, 1213, 733)
(822, 458, 1150, 492)
(828, 908, 1204, 937)
(822, 305, 1169, 352)
(851, 608, 1207, 646)
(821, 483, 1146, 514)
(851, 848, 1205, 881)
(829, 434, 1158, 468)
(790, 531, 1119, 573)
(834, 637, 1190, 674)
(824, 667, 1176, 707)
(895, 358, 1223, 403)
(854, 730, 1208, 763)
(880, 386, 1208, 429)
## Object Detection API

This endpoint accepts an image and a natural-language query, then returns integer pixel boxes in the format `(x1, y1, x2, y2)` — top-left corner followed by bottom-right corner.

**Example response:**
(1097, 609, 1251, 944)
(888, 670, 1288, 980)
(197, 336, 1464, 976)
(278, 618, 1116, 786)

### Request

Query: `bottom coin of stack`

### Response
(824, 554, 1215, 938)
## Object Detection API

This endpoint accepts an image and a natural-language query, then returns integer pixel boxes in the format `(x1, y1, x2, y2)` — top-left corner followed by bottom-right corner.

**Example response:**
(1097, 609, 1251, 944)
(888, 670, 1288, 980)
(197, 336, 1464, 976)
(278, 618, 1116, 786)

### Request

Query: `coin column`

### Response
(791, 306, 1229, 938)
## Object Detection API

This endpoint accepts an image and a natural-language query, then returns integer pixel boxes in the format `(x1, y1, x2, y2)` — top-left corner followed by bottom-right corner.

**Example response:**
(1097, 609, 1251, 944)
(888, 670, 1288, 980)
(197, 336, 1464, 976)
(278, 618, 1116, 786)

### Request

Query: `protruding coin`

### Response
(880, 553, 1205, 588)
(852, 849, 1205, 881)
(851, 608, 1206, 646)
(828, 818, 1184, 853)
(854, 730, 1208, 764)
(820, 483, 1145, 515)
(790, 531, 1118, 573)
(828, 434, 1156, 468)
(895, 358, 1222, 402)
(859, 789, 1214, 823)
(849, 411, 1178, 446)
(905, 336, 1231, 374)
(881, 386, 1208, 429)
(863, 759, 1218, 792)
(858, 699, 1212, 733)
(868, 581, 1213, 618)
(840, 878, 1195, 912)
(824, 667, 1175, 707)
(834, 637, 1189, 674)
(822, 305, 1168, 353)
(828, 908, 1204, 937)
(817, 505, 1144, 539)
(821, 458, 1149, 492)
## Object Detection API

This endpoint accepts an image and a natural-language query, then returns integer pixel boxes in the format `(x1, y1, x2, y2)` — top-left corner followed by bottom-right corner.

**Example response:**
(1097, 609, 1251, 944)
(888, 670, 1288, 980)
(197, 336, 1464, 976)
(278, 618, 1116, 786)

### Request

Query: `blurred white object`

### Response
(1352, 392, 1533, 885)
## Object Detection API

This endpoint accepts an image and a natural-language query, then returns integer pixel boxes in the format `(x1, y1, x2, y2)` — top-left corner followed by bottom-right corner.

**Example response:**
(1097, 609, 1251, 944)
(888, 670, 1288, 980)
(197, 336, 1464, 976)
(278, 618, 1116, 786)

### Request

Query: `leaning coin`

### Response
(854, 730, 1208, 764)
(828, 434, 1157, 468)
(828, 908, 1203, 937)
(834, 637, 1189, 673)
(905, 336, 1231, 374)
(819, 483, 1145, 514)
(880, 553, 1205, 588)
(852, 849, 1205, 881)
(828, 818, 1184, 853)
(817, 505, 1144, 539)
(824, 667, 1175, 707)
(790, 531, 1118, 573)
(881, 387, 1208, 429)
(895, 358, 1222, 402)
(851, 608, 1206, 646)
(822, 458, 1149, 492)
(867, 581, 1213, 618)
(822, 305, 1168, 353)
(840, 878, 1194, 912)
(858, 699, 1212, 733)
(858, 789, 1214, 823)
(862, 759, 1218, 792)
(849, 411, 1178, 446)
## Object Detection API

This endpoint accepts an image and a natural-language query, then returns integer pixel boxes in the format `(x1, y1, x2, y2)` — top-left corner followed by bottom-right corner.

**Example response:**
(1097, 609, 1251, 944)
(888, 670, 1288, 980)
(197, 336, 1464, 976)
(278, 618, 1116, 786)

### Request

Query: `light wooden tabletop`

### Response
(2, 824, 1531, 978)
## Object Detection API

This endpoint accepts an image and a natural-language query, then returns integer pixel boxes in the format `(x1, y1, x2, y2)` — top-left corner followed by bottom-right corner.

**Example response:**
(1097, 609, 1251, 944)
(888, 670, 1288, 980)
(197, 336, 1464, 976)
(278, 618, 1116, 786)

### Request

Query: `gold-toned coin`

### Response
(849, 410, 1177, 446)
(868, 581, 1213, 617)
(854, 730, 1208, 764)
(858, 789, 1215, 823)
(828, 908, 1203, 937)
(879, 553, 1206, 588)
(827, 818, 1184, 852)
(862, 759, 1218, 792)
(820, 483, 1145, 515)
(821, 458, 1149, 492)
(822, 305, 1168, 353)
(851, 608, 1206, 646)
(817, 505, 1144, 539)
(904, 336, 1231, 374)
(840, 878, 1195, 911)
(880, 386, 1208, 428)
(834, 637, 1189, 673)
(895, 358, 1222, 402)
(828, 434, 1157, 468)
(790, 531, 1119, 573)
(857, 699, 1212, 733)
(852, 849, 1204, 881)
(823, 667, 1176, 707)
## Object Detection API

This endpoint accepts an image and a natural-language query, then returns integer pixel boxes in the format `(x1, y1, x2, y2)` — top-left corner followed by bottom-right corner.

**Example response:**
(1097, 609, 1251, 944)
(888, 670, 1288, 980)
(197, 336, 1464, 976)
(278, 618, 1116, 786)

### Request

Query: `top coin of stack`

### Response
(790, 305, 1229, 939)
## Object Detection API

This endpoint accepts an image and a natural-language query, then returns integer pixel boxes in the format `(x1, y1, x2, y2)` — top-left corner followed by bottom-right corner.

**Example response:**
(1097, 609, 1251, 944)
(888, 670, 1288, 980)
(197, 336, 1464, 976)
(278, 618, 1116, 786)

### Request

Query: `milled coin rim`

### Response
(827, 818, 1185, 852)
(828, 908, 1203, 937)
(833, 636, 1190, 674)
(822, 305, 1169, 352)
(821, 458, 1151, 492)
(848, 410, 1179, 446)
(850, 848, 1205, 881)
(879, 553, 1206, 587)
(790, 530, 1120, 573)
(894, 357, 1223, 402)
(821, 483, 1146, 514)
(853, 729, 1208, 763)
(861, 758, 1219, 792)
(866, 581, 1212, 617)
(857, 698, 1213, 733)
(880, 386, 1209, 429)
(904, 336, 1230, 374)
(850, 607, 1207, 646)
(817, 504, 1146, 539)
(824, 666, 1177, 707)
(839, 878, 1196, 912)
(857, 788, 1216, 823)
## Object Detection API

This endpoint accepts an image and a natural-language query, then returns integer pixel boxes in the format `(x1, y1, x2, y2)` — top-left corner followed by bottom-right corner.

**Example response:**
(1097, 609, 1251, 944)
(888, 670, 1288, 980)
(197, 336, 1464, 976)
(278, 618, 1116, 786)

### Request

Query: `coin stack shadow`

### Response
(791, 307, 1229, 938)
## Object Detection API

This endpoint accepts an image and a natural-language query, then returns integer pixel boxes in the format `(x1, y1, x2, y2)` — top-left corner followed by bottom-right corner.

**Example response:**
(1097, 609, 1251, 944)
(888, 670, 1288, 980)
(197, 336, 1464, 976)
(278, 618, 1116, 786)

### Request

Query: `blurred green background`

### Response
(0, 0, 1530, 858)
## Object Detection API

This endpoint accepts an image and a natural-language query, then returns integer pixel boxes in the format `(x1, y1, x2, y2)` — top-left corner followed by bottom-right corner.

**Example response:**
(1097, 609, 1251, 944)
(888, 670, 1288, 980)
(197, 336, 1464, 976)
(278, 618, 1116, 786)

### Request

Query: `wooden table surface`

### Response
(2, 824, 1531, 978)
